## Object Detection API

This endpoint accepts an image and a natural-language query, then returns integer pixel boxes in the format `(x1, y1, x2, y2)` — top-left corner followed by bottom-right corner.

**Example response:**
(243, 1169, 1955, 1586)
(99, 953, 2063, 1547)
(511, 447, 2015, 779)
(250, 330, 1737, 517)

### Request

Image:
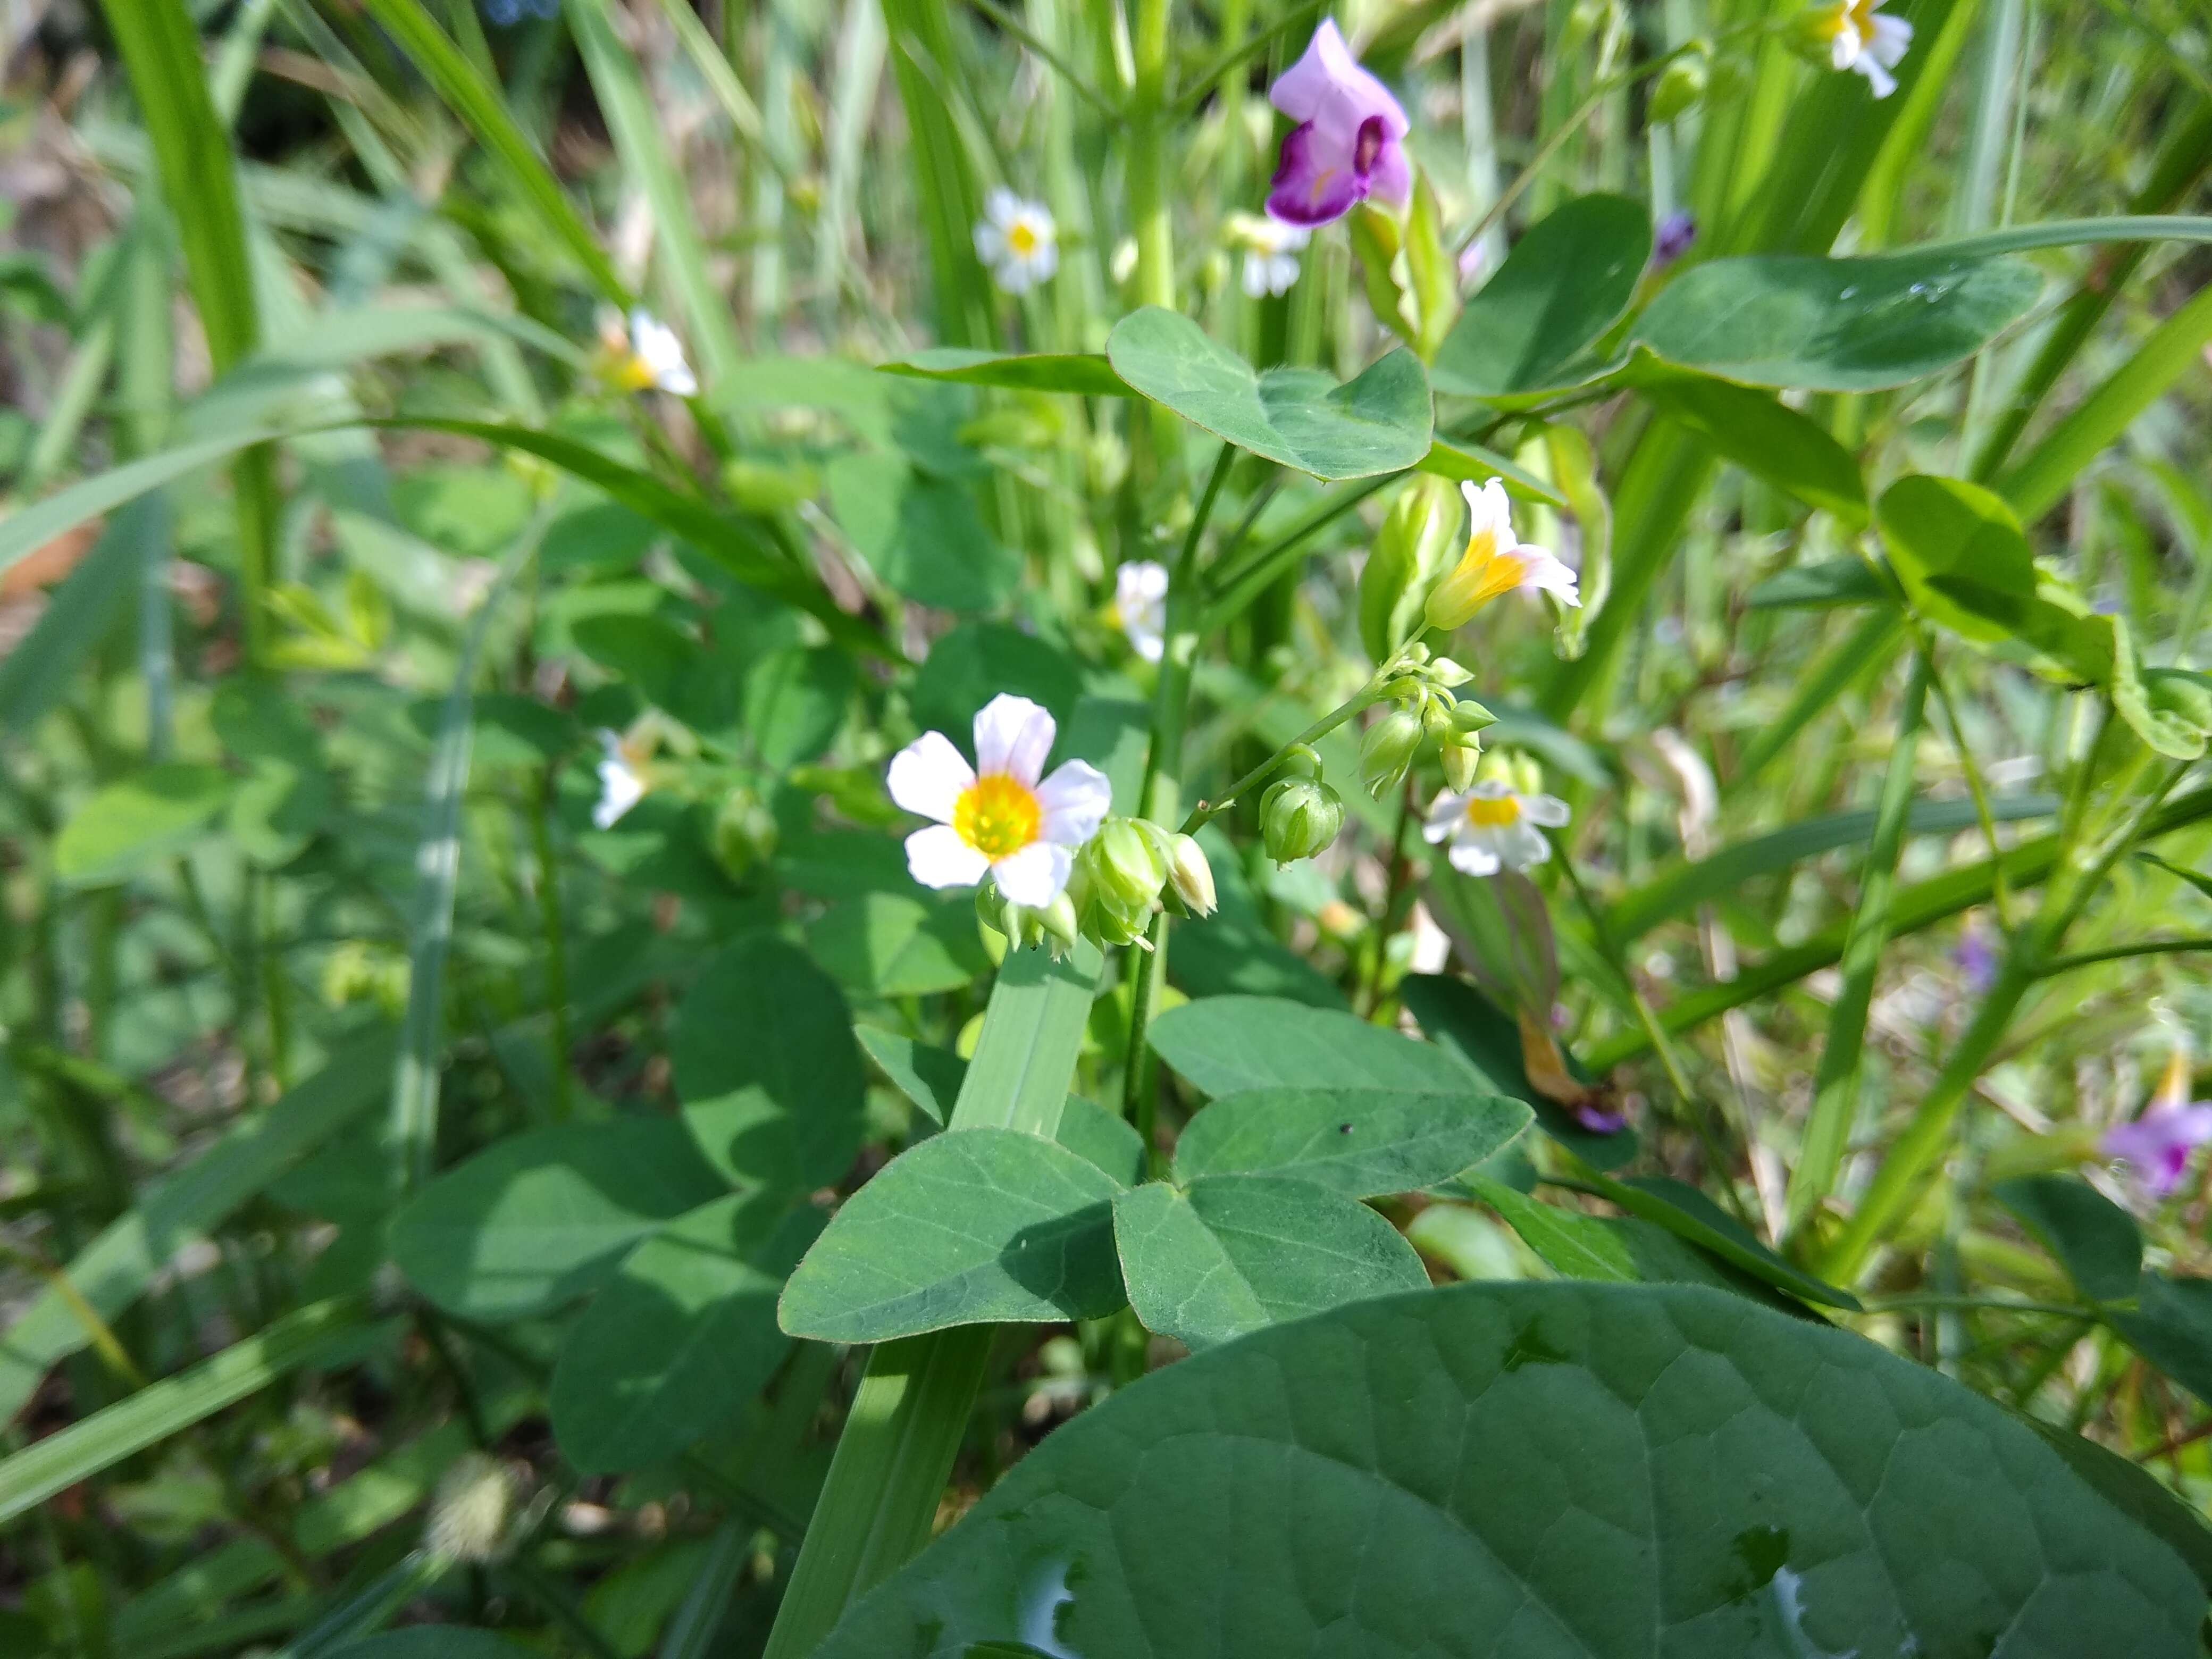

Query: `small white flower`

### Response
(593, 730, 647, 830)
(1227, 211, 1311, 298)
(974, 189, 1059, 295)
(1423, 479, 1580, 631)
(1814, 0, 1913, 98)
(1422, 780, 1570, 877)
(599, 307, 697, 395)
(1111, 560, 1169, 663)
(887, 693, 1110, 907)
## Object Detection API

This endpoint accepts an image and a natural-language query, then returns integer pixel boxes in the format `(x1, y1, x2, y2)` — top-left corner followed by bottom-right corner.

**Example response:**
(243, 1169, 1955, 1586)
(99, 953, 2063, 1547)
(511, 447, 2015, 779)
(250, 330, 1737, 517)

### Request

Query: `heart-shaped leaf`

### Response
(1105, 308, 1432, 480)
(1993, 1175, 2142, 1304)
(1431, 193, 1649, 403)
(814, 1282, 2209, 1657)
(549, 1192, 822, 1472)
(878, 348, 1129, 396)
(1149, 994, 1474, 1099)
(674, 934, 867, 1197)
(1632, 250, 2041, 390)
(777, 1128, 1127, 1343)
(389, 1119, 728, 1322)
(1171, 1087, 1529, 1197)
(1111, 1175, 1428, 1350)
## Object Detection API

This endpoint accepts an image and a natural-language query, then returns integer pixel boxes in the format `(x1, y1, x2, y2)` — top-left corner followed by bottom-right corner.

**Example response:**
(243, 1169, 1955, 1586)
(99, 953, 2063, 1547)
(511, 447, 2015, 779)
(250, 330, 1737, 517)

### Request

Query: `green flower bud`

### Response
(1440, 737, 1481, 793)
(1448, 697, 1498, 735)
(1648, 49, 1708, 124)
(1426, 655, 1473, 688)
(1359, 706, 1425, 799)
(1035, 891, 1082, 957)
(1260, 776, 1344, 866)
(1085, 817, 1168, 912)
(709, 788, 778, 884)
(1070, 864, 1153, 949)
(1164, 833, 1217, 917)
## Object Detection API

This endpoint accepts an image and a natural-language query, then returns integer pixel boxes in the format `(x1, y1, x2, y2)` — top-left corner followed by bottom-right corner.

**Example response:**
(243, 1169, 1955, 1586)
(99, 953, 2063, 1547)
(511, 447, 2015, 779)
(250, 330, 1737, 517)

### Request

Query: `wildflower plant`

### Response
(9, 0, 2212, 1654)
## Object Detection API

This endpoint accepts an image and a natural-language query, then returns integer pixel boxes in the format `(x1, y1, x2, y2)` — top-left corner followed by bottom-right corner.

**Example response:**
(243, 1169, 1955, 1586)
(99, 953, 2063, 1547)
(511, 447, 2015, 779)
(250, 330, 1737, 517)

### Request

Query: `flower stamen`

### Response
(954, 774, 1044, 860)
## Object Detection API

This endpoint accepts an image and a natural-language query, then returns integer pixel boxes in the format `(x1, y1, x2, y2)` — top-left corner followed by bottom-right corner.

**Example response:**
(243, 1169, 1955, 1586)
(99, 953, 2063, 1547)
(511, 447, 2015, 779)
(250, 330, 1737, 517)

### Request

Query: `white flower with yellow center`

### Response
(1227, 211, 1311, 298)
(1423, 780, 1570, 877)
(1423, 478, 1580, 632)
(974, 190, 1059, 294)
(1111, 560, 1169, 663)
(1811, 0, 1913, 98)
(593, 730, 648, 830)
(888, 694, 1110, 906)
(599, 306, 698, 396)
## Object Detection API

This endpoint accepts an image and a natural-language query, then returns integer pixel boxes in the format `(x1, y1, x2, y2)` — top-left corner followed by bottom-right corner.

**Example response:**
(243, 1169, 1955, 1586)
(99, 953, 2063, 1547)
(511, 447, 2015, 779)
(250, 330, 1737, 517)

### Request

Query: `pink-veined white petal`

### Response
(973, 694, 1055, 786)
(887, 730, 974, 823)
(1035, 759, 1113, 847)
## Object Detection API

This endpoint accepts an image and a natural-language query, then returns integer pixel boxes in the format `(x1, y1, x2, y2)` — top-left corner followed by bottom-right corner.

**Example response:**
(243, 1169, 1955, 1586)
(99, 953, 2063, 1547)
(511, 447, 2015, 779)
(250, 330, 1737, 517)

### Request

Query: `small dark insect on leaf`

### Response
(1338, 1123, 1353, 1134)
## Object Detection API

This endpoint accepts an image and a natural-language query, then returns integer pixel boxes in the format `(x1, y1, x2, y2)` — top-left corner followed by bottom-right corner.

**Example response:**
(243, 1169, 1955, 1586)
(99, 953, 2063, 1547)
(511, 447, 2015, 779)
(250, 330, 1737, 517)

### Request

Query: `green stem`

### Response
(1784, 648, 1930, 1244)
(1817, 750, 2183, 1282)
(1202, 473, 1393, 632)
(2038, 936, 2212, 976)
(531, 767, 574, 1121)
(1177, 677, 1391, 836)
(1122, 446, 1238, 1146)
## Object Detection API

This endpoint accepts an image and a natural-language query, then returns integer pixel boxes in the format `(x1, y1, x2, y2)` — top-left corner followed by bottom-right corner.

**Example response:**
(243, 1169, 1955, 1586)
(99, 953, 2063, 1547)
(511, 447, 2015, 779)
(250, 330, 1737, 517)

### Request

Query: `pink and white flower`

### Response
(887, 694, 1111, 907)
(2105, 1049, 2212, 1199)
(1112, 560, 1168, 663)
(1264, 20, 1410, 228)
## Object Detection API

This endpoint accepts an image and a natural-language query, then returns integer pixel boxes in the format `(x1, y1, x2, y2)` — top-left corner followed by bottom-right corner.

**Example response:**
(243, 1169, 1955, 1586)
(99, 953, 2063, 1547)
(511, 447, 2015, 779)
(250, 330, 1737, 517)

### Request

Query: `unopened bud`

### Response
(1448, 697, 1498, 735)
(1165, 834, 1217, 917)
(1648, 49, 1708, 124)
(1035, 891, 1082, 956)
(1426, 655, 1473, 688)
(1359, 707, 1425, 799)
(1442, 739, 1480, 792)
(1086, 818, 1168, 911)
(1260, 776, 1344, 865)
(709, 788, 777, 883)
(427, 1453, 516, 1564)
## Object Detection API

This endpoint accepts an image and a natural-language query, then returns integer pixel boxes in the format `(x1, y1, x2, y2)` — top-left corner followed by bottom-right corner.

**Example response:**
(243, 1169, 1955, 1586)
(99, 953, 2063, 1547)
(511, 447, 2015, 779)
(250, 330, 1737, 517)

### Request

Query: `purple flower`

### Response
(1265, 20, 1410, 228)
(1953, 923, 1998, 995)
(1651, 211, 1697, 269)
(2104, 1051, 2212, 1197)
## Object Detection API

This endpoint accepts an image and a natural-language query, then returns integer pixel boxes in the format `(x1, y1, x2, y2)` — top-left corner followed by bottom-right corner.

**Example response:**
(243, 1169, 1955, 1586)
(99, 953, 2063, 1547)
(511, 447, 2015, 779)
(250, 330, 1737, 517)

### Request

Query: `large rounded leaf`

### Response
(1106, 308, 1432, 480)
(549, 1192, 822, 1472)
(389, 1120, 728, 1322)
(673, 933, 867, 1196)
(814, 1282, 2208, 1657)
(1431, 193, 1649, 402)
(1632, 251, 2041, 390)
(1111, 1176, 1428, 1350)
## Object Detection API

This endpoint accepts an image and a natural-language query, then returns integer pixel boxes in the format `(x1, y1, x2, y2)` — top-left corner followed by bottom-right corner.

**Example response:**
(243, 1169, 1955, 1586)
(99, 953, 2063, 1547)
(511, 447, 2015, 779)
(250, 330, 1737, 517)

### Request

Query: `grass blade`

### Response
(389, 516, 547, 1196)
(0, 1296, 377, 1524)
(761, 945, 1104, 1659)
(354, 0, 628, 304)
(0, 1028, 393, 1423)
(657, 1518, 750, 1659)
(1784, 650, 1931, 1242)
(565, 0, 747, 390)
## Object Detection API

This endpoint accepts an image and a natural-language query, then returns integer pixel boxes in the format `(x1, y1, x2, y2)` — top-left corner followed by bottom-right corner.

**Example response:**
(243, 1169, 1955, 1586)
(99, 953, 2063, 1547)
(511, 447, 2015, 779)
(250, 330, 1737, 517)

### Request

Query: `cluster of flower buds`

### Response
(978, 816, 1216, 957)
(1359, 647, 1496, 799)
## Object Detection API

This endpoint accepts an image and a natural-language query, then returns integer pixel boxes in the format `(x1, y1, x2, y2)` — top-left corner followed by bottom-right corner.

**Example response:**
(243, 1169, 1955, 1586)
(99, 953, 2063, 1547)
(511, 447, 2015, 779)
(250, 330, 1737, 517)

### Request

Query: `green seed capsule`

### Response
(1260, 776, 1345, 865)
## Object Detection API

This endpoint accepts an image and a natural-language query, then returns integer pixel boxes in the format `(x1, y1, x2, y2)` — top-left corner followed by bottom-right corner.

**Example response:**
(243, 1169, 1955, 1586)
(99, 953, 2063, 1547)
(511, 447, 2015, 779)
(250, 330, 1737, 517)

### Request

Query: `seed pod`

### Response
(1085, 817, 1168, 911)
(1260, 776, 1345, 865)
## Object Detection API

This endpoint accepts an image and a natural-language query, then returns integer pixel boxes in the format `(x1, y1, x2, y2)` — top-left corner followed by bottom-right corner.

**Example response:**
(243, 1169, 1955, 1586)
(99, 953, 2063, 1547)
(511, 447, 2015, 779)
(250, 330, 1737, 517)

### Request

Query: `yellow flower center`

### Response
(1008, 220, 1041, 256)
(1814, 0, 1875, 41)
(1464, 793, 1521, 829)
(954, 773, 1043, 860)
(602, 348, 657, 392)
